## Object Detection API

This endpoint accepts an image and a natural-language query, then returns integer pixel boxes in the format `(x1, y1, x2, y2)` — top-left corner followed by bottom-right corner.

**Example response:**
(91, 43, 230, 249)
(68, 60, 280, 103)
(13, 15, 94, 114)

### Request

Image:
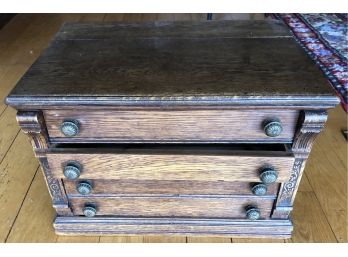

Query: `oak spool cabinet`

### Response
(6, 20, 339, 238)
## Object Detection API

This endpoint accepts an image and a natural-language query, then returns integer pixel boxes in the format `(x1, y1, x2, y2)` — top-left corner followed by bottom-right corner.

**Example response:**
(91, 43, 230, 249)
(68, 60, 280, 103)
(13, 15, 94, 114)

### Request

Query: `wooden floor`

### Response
(0, 14, 346, 243)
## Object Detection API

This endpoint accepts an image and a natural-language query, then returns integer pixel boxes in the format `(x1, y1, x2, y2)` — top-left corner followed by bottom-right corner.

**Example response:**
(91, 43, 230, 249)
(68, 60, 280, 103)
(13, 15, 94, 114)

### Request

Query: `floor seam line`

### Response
(4, 165, 40, 242)
(0, 129, 20, 165)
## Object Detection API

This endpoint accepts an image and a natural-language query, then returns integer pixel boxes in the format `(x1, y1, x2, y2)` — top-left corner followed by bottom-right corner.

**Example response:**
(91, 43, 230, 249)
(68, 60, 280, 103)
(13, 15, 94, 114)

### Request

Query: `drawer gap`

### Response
(51, 143, 290, 152)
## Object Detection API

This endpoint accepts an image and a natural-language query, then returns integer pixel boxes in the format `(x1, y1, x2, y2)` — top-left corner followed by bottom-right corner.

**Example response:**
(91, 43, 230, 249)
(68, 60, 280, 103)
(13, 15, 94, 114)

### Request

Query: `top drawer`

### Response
(44, 109, 299, 143)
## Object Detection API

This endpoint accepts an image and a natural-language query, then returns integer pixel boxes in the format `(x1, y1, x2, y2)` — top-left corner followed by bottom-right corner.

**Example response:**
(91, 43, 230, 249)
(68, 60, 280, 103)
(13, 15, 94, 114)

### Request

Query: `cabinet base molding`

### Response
(54, 217, 293, 238)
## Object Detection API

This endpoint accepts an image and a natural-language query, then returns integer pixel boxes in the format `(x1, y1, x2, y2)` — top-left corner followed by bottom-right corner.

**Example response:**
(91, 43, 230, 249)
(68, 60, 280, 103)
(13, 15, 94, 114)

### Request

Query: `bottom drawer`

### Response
(69, 196, 275, 219)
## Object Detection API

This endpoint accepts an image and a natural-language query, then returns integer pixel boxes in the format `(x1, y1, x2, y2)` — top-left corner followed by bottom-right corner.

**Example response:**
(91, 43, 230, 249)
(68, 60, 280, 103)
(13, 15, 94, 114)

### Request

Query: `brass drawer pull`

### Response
(259, 167, 278, 184)
(83, 204, 97, 217)
(251, 183, 267, 196)
(246, 206, 260, 220)
(60, 120, 80, 137)
(76, 181, 92, 195)
(263, 119, 282, 137)
(63, 162, 81, 180)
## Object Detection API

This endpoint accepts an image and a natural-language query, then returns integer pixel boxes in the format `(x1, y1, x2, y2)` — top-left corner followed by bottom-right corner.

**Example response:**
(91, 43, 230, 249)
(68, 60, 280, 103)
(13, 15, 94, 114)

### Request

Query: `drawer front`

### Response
(47, 150, 294, 182)
(68, 196, 275, 218)
(44, 109, 299, 142)
(64, 179, 279, 196)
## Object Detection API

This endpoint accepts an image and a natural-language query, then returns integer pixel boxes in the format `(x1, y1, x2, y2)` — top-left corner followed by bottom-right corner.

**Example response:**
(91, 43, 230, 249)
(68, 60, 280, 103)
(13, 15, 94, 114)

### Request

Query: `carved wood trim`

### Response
(16, 111, 72, 216)
(16, 111, 50, 149)
(272, 110, 327, 219)
(292, 110, 328, 158)
(39, 157, 73, 216)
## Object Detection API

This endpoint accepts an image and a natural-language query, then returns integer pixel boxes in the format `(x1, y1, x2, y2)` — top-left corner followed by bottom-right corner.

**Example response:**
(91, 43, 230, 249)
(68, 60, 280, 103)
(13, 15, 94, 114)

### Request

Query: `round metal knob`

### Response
(63, 162, 81, 180)
(60, 120, 80, 137)
(246, 206, 260, 220)
(251, 183, 267, 196)
(76, 182, 92, 195)
(263, 119, 282, 137)
(83, 204, 96, 217)
(260, 168, 278, 184)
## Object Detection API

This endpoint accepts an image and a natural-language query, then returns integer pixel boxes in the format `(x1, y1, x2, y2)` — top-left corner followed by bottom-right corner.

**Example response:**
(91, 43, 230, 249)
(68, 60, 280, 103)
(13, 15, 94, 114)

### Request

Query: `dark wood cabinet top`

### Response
(6, 20, 339, 108)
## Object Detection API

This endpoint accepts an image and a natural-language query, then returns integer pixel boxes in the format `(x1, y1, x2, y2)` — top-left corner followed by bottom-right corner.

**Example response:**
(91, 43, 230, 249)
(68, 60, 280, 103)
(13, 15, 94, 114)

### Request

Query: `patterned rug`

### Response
(270, 13, 348, 112)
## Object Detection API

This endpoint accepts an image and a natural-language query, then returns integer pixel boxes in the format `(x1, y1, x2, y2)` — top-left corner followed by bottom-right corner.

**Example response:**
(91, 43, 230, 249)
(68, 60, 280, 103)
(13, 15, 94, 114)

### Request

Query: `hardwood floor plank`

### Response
(232, 238, 285, 243)
(103, 14, 125, 22)
(291, 192, 337, 242)
(0, 107, 18, 163)
(187, 237, 232, 243)
(78, 14, 106, 22)
(324, 209, 347, 243)
(298, 173, 313, 192)
(143, 236, 186, 243)
(56, 236, 100, 243)
(6, 169, 58, 242)
(173, 14, 197, 21)
(122, 14, 143, 22)
(0, 14, 38, 71)
(0, 133, 39, 242)
(156, 14, 175, 21)
(0, 63, 31, 118)
(305, 106, 347, 242)
(139, 14, 159, 21)
(99, 236, 144, 243)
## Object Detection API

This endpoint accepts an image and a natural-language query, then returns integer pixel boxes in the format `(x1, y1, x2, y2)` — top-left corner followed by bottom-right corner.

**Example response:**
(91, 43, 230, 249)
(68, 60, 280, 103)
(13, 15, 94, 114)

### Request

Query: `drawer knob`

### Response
(83, 204, 96, 217)
(251, 183, 267, 196)
(63, 162, 81, 180)
(263, 119, 282, 137)
(246, 206, 260, 220)
(260, 168, 278, 184)
(60, 120, 80, 137)
(76, 182, 92, 195)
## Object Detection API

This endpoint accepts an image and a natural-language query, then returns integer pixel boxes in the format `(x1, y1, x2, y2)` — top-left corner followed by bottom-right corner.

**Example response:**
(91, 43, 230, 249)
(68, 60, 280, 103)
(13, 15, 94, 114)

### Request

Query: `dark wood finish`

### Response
(44, 109, 299, 143)
(16, 111, 49, 149)
(55, 20, 293, 40)
(6, 21, 339, 109)
(16, 111, 72, 216)
(54, 217, 293, 238)
(68, 195, 275, 218)
(46, 150, 295, 182)
(6, 21, 339, 238)
(0, 14, 16, 30)
(64, 179, 279, 196)
(272, 110, 328, 219)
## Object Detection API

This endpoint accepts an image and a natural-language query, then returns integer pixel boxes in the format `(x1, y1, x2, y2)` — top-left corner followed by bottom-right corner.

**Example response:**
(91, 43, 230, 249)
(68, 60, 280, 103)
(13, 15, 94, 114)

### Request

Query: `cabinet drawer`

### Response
(46, 145, 295, 182)
(44, 109, 299, 143)
(68, 196, 275, 219)
(64, 179, 280, 196)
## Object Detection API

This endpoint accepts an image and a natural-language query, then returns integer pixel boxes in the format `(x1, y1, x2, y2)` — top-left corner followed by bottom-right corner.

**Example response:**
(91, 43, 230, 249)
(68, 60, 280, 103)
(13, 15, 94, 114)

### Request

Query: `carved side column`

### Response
(17, 111, 73, 216)
(272, 110, 328, 219)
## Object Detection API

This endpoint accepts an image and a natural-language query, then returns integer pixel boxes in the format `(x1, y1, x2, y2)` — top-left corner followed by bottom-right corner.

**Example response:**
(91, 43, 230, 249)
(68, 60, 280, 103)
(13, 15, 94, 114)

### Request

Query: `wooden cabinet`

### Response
(6, 20, 339, 238)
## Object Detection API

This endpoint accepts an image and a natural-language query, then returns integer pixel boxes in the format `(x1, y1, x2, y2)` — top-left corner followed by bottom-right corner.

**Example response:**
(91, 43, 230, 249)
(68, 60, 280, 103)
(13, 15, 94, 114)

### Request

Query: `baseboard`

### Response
(54, 216, 293, 238)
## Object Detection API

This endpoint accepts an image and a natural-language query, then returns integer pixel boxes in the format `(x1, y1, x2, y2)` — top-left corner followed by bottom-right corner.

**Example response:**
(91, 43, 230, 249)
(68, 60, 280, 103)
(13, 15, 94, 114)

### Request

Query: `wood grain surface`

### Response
(44, 109, 299, 142)
(54, 217, 293, 238)
(55, 20, 292, 40)
(46, 150, 294, 182)
(6, 21, 339, 109)
(69, 195, 275, 218)
(64, 179, 279, 196)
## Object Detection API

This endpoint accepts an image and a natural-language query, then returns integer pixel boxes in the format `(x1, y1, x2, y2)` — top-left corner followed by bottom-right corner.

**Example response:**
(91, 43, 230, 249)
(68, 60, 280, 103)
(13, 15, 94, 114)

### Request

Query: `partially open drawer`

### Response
(45, 144, 295, 182)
